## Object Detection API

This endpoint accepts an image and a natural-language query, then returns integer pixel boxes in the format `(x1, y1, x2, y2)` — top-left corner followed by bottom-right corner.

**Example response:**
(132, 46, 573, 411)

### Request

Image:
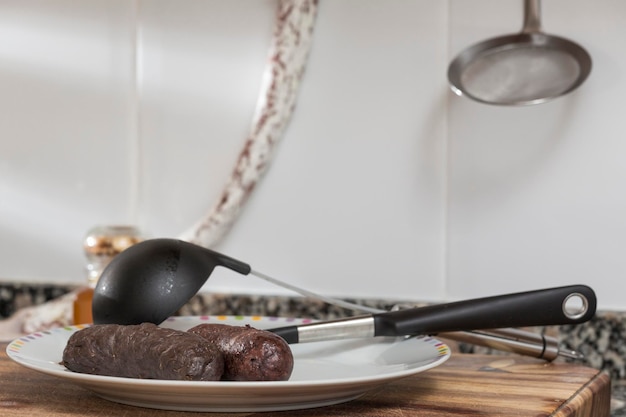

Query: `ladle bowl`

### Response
(92, 238, 250, 325)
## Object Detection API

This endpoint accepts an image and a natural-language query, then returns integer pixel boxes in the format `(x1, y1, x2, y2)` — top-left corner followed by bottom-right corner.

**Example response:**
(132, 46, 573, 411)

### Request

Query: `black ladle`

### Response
(93, 238, 249, 325)
(92, 239, 596, 341)
(92, 238, 381, 325)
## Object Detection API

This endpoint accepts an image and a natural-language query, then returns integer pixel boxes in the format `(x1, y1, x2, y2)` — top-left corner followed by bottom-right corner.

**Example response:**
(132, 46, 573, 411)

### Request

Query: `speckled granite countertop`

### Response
(1, 281, 625, 415)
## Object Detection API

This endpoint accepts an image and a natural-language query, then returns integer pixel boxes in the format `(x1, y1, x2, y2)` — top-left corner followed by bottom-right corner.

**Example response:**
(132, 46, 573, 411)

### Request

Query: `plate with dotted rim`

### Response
(7, 316, 450, 412)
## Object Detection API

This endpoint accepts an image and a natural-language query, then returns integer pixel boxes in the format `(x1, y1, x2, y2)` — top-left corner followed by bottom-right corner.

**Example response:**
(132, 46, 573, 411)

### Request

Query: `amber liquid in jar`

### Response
(73, 287, 95, 324)
(73, 225, 142, 325)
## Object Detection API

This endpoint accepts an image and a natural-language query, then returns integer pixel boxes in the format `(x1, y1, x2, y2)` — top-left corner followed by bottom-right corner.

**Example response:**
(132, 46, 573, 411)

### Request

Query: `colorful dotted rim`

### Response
(432, 339, 451, 357)
(7, 323, 90, 354)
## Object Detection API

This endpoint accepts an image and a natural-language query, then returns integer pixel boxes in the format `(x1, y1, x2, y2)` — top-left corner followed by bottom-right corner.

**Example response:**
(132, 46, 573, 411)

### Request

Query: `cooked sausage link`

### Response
(188, 323, 294, 381)
(62, 323, 224, 381)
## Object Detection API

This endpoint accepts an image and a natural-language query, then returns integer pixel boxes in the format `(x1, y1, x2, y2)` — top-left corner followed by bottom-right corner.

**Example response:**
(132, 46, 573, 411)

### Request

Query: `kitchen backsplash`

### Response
(1, 0, 625, 310)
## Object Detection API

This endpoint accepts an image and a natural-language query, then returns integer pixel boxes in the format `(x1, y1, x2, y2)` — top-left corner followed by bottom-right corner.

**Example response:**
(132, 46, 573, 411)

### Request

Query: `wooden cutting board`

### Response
(0, 343, 610, 417)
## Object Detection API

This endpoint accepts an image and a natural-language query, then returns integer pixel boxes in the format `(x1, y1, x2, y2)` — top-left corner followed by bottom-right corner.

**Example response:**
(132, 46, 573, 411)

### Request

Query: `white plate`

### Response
(6, 316, 450, 412)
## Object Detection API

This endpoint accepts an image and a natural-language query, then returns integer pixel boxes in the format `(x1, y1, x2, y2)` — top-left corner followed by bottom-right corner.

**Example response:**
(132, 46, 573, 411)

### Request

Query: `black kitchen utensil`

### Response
(93, 238, 378, 326)
(268, 284, 595, 343)
(92, 239, 595, 345)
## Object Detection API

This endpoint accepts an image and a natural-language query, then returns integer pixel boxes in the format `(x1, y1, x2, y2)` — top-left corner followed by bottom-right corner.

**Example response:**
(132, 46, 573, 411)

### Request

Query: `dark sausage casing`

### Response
(188, 323, 294, 381)
(62, 323, 224, 381)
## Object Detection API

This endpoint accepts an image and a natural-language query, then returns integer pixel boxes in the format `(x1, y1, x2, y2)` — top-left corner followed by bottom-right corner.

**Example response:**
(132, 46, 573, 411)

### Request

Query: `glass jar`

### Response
(73, 225, 143, 324)
(83, 225, 143, 287)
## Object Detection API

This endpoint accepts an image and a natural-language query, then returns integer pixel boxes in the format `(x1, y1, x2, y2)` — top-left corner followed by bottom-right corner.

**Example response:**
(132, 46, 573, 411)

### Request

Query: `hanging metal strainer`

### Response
(447, 0, 592, 106)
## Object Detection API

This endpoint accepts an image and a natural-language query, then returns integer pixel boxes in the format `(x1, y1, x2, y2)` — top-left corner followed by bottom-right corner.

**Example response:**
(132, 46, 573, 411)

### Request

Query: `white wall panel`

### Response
(135, 0, 447, 301)
(206, 0, 448, 301)
(137, 0, 276, 236)
(0, 0, 136, 282)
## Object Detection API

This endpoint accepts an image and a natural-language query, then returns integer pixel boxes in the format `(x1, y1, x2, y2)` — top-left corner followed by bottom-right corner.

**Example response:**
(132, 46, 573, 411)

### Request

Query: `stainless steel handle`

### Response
(439, 328, 583, 361)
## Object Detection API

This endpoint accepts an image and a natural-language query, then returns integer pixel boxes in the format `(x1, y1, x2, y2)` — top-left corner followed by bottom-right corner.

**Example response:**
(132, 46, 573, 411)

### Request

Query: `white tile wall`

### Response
(0, 0, 136, 281)
(0, 0, 624, 310)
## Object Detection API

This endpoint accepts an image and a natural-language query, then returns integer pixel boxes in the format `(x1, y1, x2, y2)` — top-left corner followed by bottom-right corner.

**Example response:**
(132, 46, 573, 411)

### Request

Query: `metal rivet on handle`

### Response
(562, 293, 589, 320)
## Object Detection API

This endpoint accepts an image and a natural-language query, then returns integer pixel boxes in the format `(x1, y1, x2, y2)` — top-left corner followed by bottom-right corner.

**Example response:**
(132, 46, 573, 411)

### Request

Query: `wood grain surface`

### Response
(0, 343, 610, 416)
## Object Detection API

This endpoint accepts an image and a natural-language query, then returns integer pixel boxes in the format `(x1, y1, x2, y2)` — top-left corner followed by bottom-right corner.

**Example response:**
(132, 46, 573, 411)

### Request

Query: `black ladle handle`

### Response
(201, 246, 251, 275)
(270, 285, 596, 344)
(373, 284, 595, 337)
